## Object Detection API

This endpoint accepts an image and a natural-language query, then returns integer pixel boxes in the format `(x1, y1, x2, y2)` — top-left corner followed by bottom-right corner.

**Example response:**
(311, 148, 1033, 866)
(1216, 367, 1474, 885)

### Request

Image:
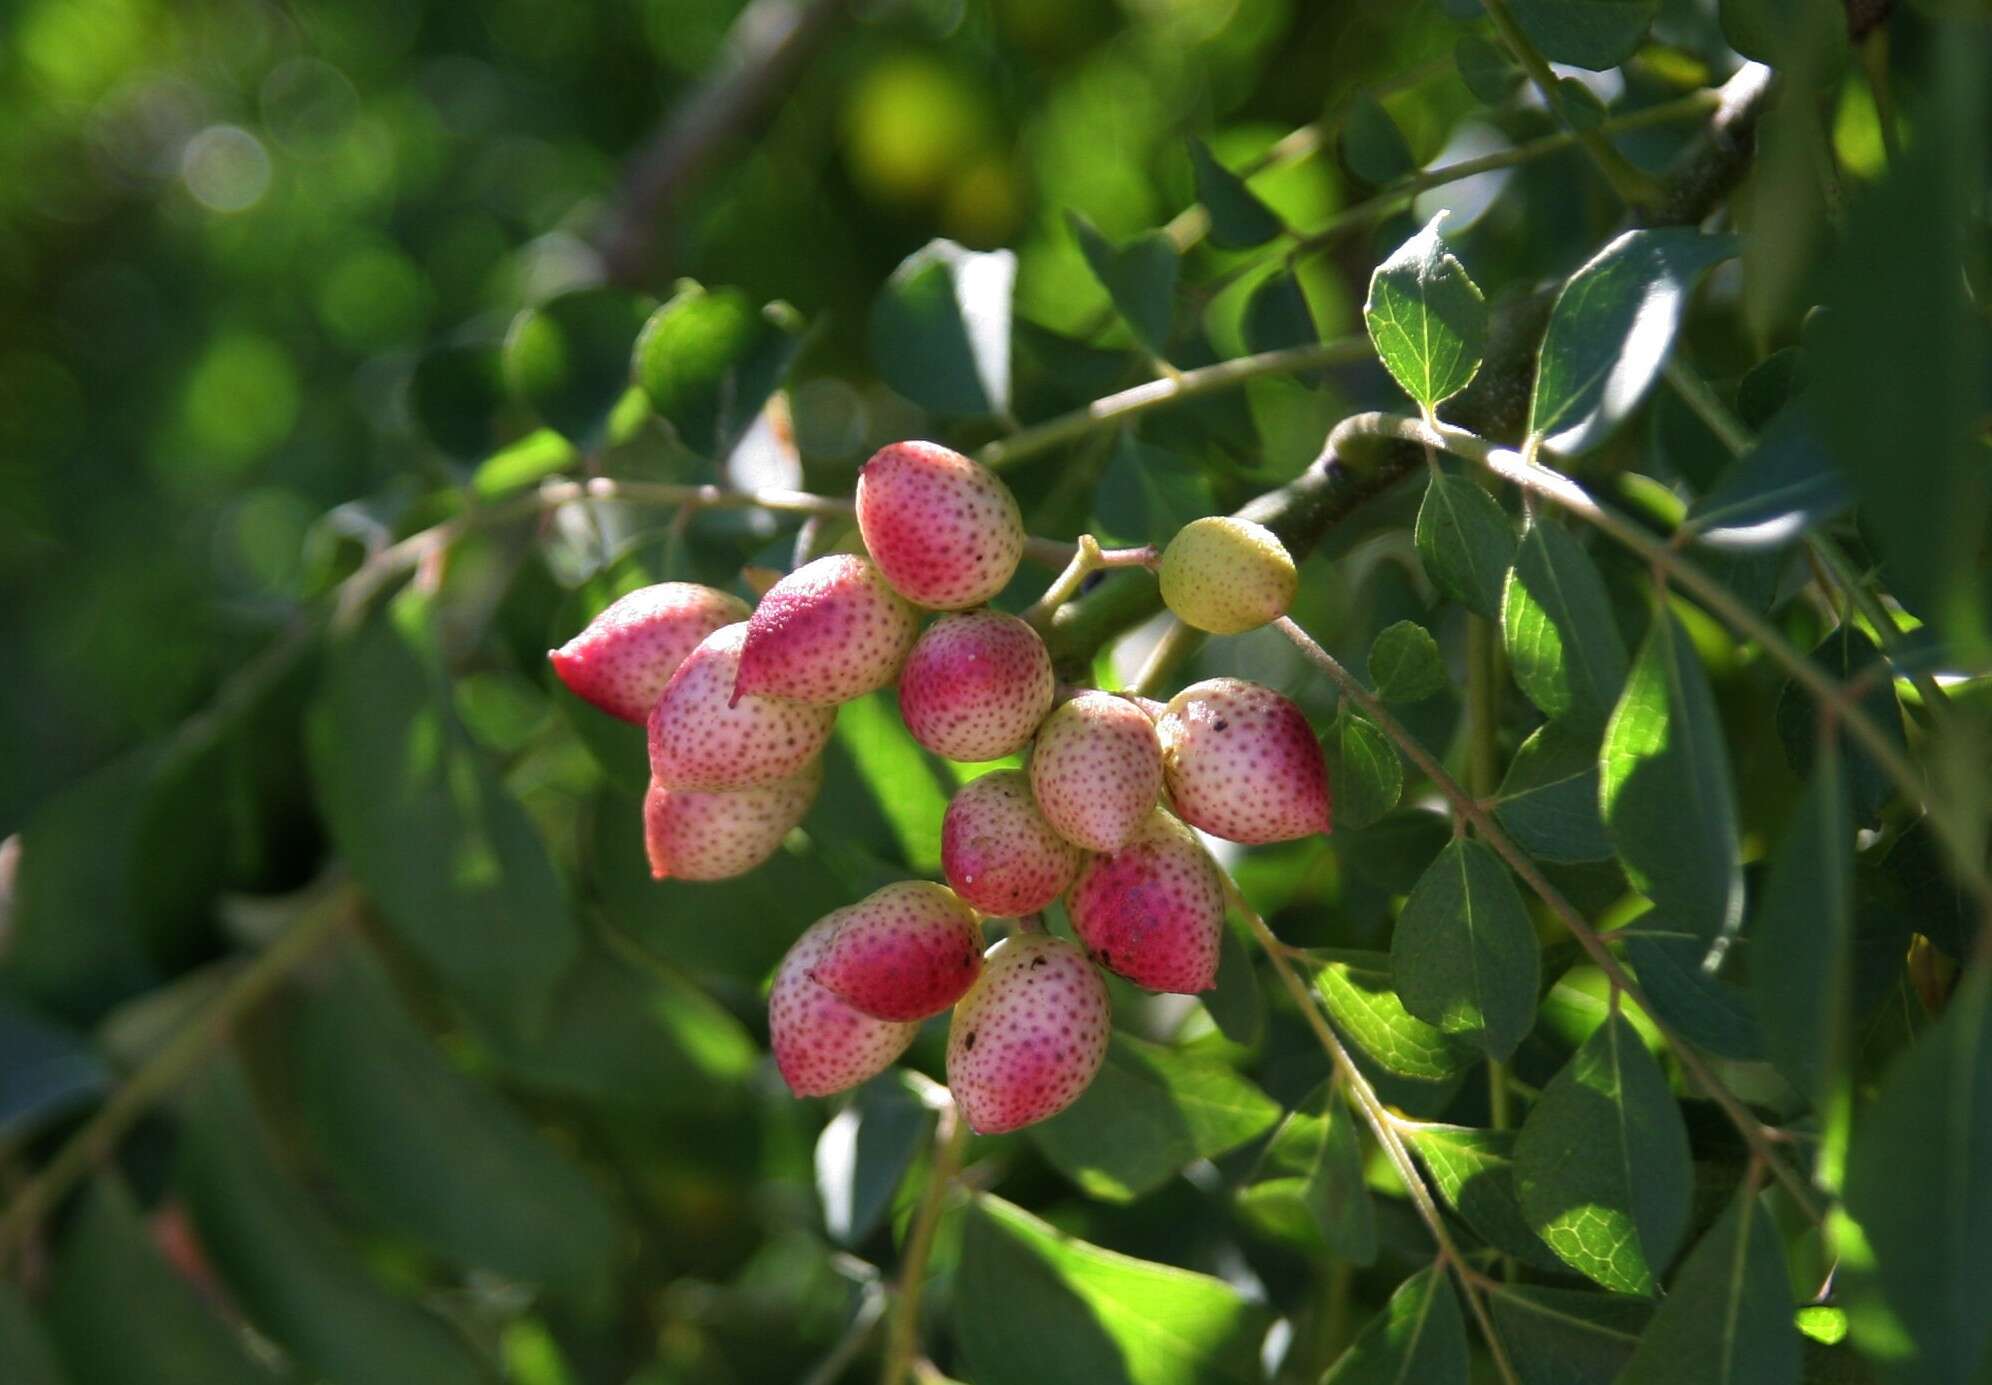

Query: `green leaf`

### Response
(636, 280, 806, 455)
(1618, 1193, 1801, 1385)
(1031, 1034, 1280, 1202)
(0, 1285, 66, 1385)
(1456, 34, 1524, 104)
(1624, 928, 1765, 1062)
(1505, 0, 1660, 70)
(1315, 951, 1477, 1082)
(1688, 410, 1849, 552)
(1067, 211, 1179, 357)
(869, 239, 1014, 418)
(1600, 611, 1744, 948)
(1240, 1081, 1377, 1262)
(830, 691, 952, 874)
(410, 340, 509, 460)
(1528, 230, 1739, 454)
(1556, 77, 1607, 129)
(289, 952, 621, 1300)
(1494, 721, 1613, 863)
(1203, 916, 1267, 1046)
(308, 596, 579, 1037)
(176, 1062, 488, 1385)
(955, 1194, 1270, 1385)
(1365, 213, 1487, 413)
(1241, 271, 1318, 354)
(503, 286, 652, 447)
(1844, 969, 1992, 1384)
(1187, 139, 1282, 249)
(1750, 748, 1854, 1100)
(1514, 1013, 1692, 1295)
(0, 1000, 109, 1144)
(1487, 1286, 1653, 1385)
(1405, 1125, 1562, 1270)
(1415, 468, 1516, 619)
(1719, 0, 1848, 69)
(1091, 435, 1215, 550)
(1322, 1265, 1469, 1385)
(1773, 625, 1904, 830)
(1369, 620, 1447, 703)
(1327, 707, 1404, 832)
(45, 1178, 277, 1385)
(1501, 520, 1629, 728)
(1342, 91, 1415, 186)
(815, 1074, 934, 1246)
(1392, 839, 1542, 1060)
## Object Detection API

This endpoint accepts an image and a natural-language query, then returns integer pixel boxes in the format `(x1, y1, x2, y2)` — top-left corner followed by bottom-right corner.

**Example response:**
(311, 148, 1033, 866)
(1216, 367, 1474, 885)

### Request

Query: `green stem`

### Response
(1128, 619, 1204, 699)
(880, 1107, 969, 1385)
(1479, 0, 1667, 209)
(0, 887, 354, 1271)
(1272, 615, 1825, 1221)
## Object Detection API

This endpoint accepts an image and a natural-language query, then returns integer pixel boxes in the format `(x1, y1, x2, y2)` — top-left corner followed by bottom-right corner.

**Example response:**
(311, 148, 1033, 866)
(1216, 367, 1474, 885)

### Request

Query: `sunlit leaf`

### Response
(504, 286, 653, 448)
(1416, 467, 1515, 619)
(636, 280, 806, 454)
(1369, 619, 1448, 702)
(1321, 1265, 1468, 1384)
(1405, 1125, 1562, 1269)
(1501, 519, 1628, 729)
(1327, 707, 1404, 832)
(1315, 950, 1477, 1082)
(1365, 213, 1487, 413)
(1392, 839, 1542, 1060)
(869, 240, 1015, 417)
(1239, 1081, 1376, 1263)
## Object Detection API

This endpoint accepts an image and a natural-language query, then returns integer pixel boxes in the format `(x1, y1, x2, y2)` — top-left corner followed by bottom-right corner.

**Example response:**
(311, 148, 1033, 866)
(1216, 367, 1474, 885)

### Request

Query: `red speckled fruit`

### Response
(1156, 678, 1332, 844)
(855, 441, 1025, 610)
(770, 915, 920, 1098)
(549, 582, 750, 724)
(898, 610, 1054, 761)
(810, 881, 985, 1021)
(648, 623, 835, 790)
(734, 554, 919, 707)
(941, 770, 1081, 917)
(1066, 809, 1227, 993)
(946, 932, 1111, 1134)
(1028, 691, 1164, 852)
(643, 764, 820, 882)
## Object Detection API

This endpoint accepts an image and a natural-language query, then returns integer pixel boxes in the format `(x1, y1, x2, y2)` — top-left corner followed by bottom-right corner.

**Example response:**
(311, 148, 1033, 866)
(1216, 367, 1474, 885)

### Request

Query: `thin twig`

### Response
(880, 1107, 969, 1385)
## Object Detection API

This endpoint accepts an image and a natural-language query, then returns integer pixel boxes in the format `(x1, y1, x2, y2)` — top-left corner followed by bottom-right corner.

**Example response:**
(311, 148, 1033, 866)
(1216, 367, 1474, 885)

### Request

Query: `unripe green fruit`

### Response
(1157, 516, 1297, 635)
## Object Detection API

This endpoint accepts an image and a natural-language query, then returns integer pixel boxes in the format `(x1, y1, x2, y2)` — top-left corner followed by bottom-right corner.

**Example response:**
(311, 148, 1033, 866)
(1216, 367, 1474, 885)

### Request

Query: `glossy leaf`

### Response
(176, 1062, 488, 1385)
(1327, 706, 1404, 832)
(1067, 211, 1178, 357)
(1618, 1194, 1800, 1385)
(1239, 1081, 1377, 1262)
(1405, 1125, 1561, 1270)
(1031, 1034, 1280, 1202)
(869, 239, 1013, 418)
(1187, 139, 1282, 249)
(1688, 409, 1849, 551)
(1342, 92, 1415, 186)
(1513, 1013, 1692, 1295)
(955, 1194, 1270, 1385)
(1505, 0, 1660, 70)
(1494, 721, 1613, 863)
(815, 1074, 934, 1246)
(1315, 951, 1477, 1082)
(1322, 1265, 1469, 1385)
(1625, 929, 1765, 1061)
(1600, 612, 1744, 949)
(1528, 231, 1739, 454)
(1501, 520, 1628, 728)
(1416, 467, 1515, 619)
(1369, 619, 1447, 702)
(1391, 839, 1542, 1061)
(1488, 1286, 1652, 1385)
(637, 280, 807, 454)
(503, 285, 652, 447)
(1365, 213, 1487, 413)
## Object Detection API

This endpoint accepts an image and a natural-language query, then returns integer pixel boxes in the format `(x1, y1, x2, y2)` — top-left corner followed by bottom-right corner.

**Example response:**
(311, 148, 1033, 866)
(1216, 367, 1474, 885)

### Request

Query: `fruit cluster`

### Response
(551, 442, 1330, 1134)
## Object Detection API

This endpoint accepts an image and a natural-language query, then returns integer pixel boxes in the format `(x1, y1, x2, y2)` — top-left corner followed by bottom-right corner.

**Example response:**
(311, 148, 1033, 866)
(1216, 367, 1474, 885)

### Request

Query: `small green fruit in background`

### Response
(1157, 516, 1297, 634)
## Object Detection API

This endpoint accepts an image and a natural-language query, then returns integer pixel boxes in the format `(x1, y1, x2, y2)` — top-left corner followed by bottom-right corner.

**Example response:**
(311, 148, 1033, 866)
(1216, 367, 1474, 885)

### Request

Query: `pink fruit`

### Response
(549, 582, 750, 724)
(1066, 809, 1227, 993)
(1028, 691, 1164, 852)
(855, 441, 1026, 610)
(941, 770, 1082, 917)
(898, 611, 1054, 761)
(770, 916, 919, 1097)
(946, 932, 1111, 1134)
(810, 881, 985, 1021)
(1156, 678, 1332, 844)
(733, 554, 920, 707)
(648, 623, 835, 790)
(643, 765, 821, 882)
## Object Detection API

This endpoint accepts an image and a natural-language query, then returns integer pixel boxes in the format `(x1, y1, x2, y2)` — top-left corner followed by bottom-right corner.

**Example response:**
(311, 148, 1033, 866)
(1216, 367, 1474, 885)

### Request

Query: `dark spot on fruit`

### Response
(1213, 718, 1230, 732)
(1030, 955, 1047, 969)
(964, 1031, 977, 1050)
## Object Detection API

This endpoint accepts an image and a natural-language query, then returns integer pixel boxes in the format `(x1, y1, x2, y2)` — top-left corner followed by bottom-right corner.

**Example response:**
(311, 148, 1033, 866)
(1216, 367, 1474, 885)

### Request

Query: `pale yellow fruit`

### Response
(1157, 517, 1297, 634)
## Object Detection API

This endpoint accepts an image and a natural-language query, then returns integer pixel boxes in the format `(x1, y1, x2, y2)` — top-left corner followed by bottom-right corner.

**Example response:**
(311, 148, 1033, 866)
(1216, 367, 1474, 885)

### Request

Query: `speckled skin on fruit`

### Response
(1028, 691, 1164, 852)
(770, 916, 919, 1098)
(810, 881, 985, 1021)
(733, 554, 919, 707)
(1157, 678, 1332, 844)
(1157, 516, 1298, 635)
(941, 770, 1082, 917)
(946, 932, 1111, 1134)
(898, 611, 1054, 761)
(855, 441, 1026, 610)
(1066, 809, 1227, 993)
(648, 623, 836, 790)
(643, 764, 821, 882)
(549, 582, 751, 724)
